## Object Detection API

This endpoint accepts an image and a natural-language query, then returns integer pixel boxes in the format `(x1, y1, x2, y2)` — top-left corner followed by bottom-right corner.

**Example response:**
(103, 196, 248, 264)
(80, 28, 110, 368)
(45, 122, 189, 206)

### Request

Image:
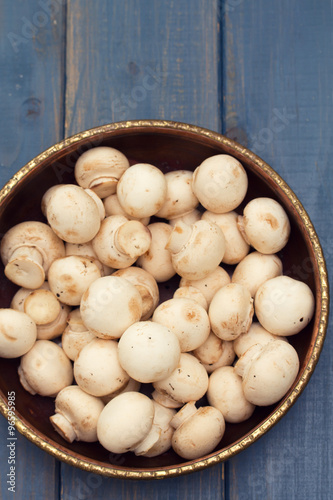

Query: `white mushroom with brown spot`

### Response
(207, 366, 255, 423)
(152, 298, 210, 352)
(192, 154, 248, 213)
(117, 163, 167, 218)
(97, 392, 155, 454)
(233, 322, 288, 358)
(254, 275, 315, 336)
(136, 222, 176, 282)
(74, 146, 130, 198)
(201, 340, 236, 374)
(92, 215, 151, 269)
(44, 184, 101, 244)
(0, 309, 37, 358)
(240, 339, 300, 406)
(232, 251, 283, 297)
(202, 210, 250, 265)
(166, 220, 226, 280)
(48, 255, 102, 306)
(61, 309, 96, 361)
(74, 338, 130, 397)
(118, 321, 181, 383)
(170, 402, 225, 460)
(18, 340, 73, 397)
(192, 332, 235, 371)
(0, 221, 65, 289)
(155, 170, 199, 220)
(50, 385, 105, 443)
(103, 193, 150, 225)
(180, 265, 231, 305)
(65, 241, 113, 276)
(209, 283, 254, 341)
(237, 197, 291, 254)
(80, 276, 142, 340)
(173, 285, 208, 310)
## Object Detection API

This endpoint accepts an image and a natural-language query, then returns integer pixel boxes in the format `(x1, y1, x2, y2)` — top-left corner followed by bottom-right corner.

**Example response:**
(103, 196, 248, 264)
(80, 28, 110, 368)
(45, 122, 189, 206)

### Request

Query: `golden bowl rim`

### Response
(0, 119, 329, 479)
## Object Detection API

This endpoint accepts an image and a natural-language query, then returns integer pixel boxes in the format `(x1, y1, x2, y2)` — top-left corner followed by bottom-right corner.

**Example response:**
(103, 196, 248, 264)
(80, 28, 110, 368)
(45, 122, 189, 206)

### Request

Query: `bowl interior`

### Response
(0, 123, 322, 475)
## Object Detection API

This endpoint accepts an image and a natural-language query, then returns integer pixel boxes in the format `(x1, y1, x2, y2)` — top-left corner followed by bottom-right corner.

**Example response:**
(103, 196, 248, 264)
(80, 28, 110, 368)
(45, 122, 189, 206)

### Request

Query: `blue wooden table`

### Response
(0, 1, 332, 498)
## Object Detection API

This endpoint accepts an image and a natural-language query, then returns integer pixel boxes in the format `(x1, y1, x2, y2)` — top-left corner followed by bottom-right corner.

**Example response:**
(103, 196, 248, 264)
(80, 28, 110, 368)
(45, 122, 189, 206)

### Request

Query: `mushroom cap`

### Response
(24, 289, 61, 325)
(166, 220, 226, 281)
(201, 340, 236, 374)
(238, 197, 291, 254)
(0, 309, 37, 358)
(207, 366, 255, 423)
(192, 331, 225, 365)
(152, 298, 210, 352)
(136, 222, 176, 282)
(117, 163, 167, 218)
(97, 392, 155, 454)
(242, 339, 300, 406)
(0, 221, 65, 288)
(65, 241, 112, 277)
(155, 170, 199, 219)
(74, 338, 130, 397)
(45, 184, 101, 244)
(103, 193, 150, 225)
(232, 251, 283, 297)
(48, 256, 102, 306)
(112, 266, 159, 320)
(233, 322, 288, 358)
(61, 308, 96, 361)
(179, 265, 231, 305)
(192, 154, 248, 213)
(74, 146, 130, 198)
(141, 401, 176, 457)
(169, 208, 201, 228)
(171, 406, 225, 460)
(118, 321, 181, 383)
(84, 188, 106, 220)
(209, 283, 254, 341)
(254, 275, 315, 336)
(80, 275, 142, 339)
(18, 340, 73, 397)
(173, 285, 208, 310)
(153, 353, 209, 404)
(50, 385, 105, 442)
(202, 210, 250, 265)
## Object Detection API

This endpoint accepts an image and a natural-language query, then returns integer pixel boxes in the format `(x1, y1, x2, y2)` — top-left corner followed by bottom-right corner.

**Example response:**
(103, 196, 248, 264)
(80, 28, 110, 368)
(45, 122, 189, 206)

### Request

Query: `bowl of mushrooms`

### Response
(0, 120, 329, 479)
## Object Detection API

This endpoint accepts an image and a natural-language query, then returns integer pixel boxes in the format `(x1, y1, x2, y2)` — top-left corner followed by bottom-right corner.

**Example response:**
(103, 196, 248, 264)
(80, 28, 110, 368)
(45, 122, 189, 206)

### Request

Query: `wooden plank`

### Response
(61, 0, 224, 498)
(222, 1, 333, 498)
(0, 0, 65, 498)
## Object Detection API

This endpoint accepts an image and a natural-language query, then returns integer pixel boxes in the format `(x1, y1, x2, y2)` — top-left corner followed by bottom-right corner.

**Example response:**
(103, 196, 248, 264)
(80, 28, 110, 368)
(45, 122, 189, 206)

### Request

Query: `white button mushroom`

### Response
(50, 385, 105, 443)
(74, 146, 130, 198)
(101, 377, 141, 405)
(241, 340, 300, 406)
(61, 309, 96, 361)
(151, 390, 183, 409)
(254, 275, 315, 336)
(0, 309, 37, 358)
(207, 366, 255, 423)
(97, 391, 155, 454)
(179, 265, 231, 305)
(155, 170, 199, 220)
(173, 285, 208, 311)
(135, 401, 176, 457)
(233, 322, 288, 358)
(152, 298, 210, 352)
(44, 184, 101, 244)
(0, 221, 65, 289)
(65, 241, 113, 277)
(237, 197, 291, 254)
(169, 208, 202, 228)
(166, 220, 226, 280)
(48, 256, 102, 306)
(117, 163, 167, 218)
(192, 154, 248, 213)
(84, 188, 106, 220)
(112, 266, 159, 320)
(136, 222, 176, 282)
(232, 251, 283, 297)
(171, 402, 225, 460)
(74, 338, 130, 397)
(92, 215, 152, 269)
(80, 276, 142, 339)
(209, 283, 254, 341)
(202, 211, 250, 265)
(201, 340, 236, 374)
(103, 193, 150, 225)
(18, 340, 73, 397)
(153, 353, 209, 405)
(118, 321, 181, 383)
(192, 332, 233, 367)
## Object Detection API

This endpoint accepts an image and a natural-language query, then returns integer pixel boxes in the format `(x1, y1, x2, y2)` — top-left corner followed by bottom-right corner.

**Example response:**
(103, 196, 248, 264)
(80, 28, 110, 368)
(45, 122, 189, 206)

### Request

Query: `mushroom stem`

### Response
(165, 221, 192, 254)
(24, 290, 61, 325)
(170, 401, 198, 429)
(5, 246, 45, 289)
(115, 221, 151, 259)
(50, 413, 77, 443)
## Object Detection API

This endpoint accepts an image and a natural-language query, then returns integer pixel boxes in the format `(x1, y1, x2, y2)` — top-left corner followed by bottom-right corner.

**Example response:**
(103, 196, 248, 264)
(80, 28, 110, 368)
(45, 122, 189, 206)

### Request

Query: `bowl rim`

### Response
(0, 119, 329, 479)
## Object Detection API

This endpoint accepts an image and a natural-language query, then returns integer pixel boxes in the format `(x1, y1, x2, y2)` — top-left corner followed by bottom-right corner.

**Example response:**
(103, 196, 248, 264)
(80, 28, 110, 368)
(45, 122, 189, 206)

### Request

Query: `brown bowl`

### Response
(0, 120, 329, 479)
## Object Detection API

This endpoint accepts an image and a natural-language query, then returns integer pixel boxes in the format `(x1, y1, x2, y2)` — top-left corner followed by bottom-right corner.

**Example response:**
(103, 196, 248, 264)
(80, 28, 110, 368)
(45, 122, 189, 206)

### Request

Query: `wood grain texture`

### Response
(0, 0, 65, 498)
(222, 1, 333, 498)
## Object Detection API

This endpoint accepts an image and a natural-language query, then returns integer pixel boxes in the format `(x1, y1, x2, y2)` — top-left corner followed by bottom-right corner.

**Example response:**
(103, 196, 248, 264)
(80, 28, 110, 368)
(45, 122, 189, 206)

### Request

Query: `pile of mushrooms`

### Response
(0, 148, 316, 462)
